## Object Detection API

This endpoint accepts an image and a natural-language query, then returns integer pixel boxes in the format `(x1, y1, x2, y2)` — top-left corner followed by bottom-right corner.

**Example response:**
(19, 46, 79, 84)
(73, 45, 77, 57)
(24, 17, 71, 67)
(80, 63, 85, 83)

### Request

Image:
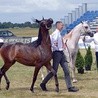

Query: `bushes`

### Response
(75, 49, 84, 74)
(75, 46, 93, 73)
(84, 46, 93, 70)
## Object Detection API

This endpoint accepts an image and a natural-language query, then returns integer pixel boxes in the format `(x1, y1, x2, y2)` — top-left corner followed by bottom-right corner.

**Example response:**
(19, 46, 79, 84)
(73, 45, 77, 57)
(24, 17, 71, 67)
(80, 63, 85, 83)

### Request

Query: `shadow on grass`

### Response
(0, 86, 68, 93)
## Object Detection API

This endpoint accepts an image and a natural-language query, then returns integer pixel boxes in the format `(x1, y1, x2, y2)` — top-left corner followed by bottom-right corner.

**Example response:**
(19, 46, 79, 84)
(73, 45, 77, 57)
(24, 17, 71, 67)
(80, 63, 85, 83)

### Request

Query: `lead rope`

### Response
(83, 35, 88, 52)
(64, 39, 71, 63)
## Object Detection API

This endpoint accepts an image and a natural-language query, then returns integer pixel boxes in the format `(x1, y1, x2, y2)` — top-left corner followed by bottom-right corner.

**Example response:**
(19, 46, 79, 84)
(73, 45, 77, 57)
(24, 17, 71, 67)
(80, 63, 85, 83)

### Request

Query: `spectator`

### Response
(83, 27, 98, 70)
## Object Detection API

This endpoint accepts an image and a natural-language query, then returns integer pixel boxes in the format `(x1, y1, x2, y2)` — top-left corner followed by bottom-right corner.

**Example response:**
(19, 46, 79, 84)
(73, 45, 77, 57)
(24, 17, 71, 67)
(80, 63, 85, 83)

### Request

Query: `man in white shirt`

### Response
(83, 27, 98, 70)
(40, 21, 79, 92)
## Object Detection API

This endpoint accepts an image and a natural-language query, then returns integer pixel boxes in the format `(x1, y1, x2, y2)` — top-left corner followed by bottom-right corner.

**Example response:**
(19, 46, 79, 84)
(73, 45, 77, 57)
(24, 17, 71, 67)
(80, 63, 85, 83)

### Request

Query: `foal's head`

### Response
(32, 18, 53, 47)
(35, 18, 53, 30)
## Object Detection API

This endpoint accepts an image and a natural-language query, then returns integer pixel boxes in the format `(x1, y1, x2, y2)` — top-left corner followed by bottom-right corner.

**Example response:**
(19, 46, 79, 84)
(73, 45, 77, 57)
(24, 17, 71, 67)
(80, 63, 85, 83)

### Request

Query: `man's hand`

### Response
(82, 36, 85, 42)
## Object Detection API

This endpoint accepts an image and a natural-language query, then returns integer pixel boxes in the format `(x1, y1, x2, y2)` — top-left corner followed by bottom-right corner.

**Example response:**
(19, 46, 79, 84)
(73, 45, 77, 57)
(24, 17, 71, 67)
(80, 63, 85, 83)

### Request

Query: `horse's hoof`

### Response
(6, 86, 9, 90)
(55, 87, 59, 92)
(30, 88, 34, 93)
(6, 82, 10, 90)
(0, 85, 1, 90)
(72, 79, 78, 83)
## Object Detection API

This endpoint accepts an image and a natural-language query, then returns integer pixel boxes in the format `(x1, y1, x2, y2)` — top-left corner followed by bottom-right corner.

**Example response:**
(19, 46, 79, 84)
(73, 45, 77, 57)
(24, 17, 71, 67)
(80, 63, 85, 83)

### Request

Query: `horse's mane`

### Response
(63, 29, 73, 40)
(30, 28, 42, 47)
(63, 23, 82, 41)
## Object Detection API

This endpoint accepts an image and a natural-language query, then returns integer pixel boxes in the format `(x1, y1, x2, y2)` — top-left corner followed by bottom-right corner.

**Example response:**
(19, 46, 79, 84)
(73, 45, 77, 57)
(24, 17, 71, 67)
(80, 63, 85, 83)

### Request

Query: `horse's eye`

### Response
(85, 26, 88, 29)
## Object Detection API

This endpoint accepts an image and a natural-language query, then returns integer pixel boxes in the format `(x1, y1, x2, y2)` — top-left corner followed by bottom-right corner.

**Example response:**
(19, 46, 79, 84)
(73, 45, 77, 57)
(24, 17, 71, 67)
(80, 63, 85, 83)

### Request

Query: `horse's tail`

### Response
(0, 43, 4, 58)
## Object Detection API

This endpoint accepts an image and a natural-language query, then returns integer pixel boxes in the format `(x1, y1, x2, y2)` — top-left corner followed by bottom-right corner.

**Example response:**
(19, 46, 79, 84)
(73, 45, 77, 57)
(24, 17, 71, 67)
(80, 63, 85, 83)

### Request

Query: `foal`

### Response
(0, 18, 59, 92)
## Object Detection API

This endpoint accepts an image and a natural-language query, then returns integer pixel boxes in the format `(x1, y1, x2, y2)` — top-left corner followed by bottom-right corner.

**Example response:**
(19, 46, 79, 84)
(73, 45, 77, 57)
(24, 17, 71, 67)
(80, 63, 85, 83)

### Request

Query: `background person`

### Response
(83, 27, 98, 70)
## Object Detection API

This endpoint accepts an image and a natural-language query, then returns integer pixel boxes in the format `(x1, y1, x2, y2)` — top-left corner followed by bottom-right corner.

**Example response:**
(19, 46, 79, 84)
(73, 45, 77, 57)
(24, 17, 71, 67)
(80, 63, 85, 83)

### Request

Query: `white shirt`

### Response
(50, 29, 63, 51)
(84, 32, 98, 52)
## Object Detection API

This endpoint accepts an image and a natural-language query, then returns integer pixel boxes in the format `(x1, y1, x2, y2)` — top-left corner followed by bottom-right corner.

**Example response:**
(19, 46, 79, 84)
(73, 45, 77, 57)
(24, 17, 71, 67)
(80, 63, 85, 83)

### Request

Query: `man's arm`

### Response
(82, 36, 94, 43)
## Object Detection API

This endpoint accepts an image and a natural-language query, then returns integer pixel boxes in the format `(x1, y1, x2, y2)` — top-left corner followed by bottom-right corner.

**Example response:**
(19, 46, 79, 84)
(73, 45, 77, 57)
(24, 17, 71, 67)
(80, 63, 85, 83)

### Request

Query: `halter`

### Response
(81, 23, 89, 35)
(46, 25, 51, 29)
(81, 23, 90, 51)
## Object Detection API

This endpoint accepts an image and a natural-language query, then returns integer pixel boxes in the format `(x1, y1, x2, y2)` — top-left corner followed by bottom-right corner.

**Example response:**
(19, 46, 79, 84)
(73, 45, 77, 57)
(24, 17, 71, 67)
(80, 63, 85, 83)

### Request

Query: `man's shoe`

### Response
(68, 86, 79, 92)
(40, 83, 48, 91)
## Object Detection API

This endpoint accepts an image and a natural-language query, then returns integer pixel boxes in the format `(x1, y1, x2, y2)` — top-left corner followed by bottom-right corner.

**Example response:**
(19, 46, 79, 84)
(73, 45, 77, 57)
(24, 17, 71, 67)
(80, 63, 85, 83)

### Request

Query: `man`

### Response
(40, 21, 79, 92)
(83, 27, 98, 70)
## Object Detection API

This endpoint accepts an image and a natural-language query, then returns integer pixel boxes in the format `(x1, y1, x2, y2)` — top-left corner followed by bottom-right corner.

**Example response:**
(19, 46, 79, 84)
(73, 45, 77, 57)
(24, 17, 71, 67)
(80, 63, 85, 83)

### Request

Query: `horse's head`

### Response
(35, 18, 53, 30)
(81, 21, 94, 37)
(32, 18, 53, 46)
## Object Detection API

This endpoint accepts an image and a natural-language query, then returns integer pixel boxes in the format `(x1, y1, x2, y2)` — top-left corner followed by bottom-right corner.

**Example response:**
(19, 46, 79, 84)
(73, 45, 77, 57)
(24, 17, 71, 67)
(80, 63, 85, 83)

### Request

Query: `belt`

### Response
(53, 50, 63, 52)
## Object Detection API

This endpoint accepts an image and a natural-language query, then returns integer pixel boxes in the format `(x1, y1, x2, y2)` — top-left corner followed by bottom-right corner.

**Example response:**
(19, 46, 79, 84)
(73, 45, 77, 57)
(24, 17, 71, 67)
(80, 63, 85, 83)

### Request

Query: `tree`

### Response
(75, 49, 84, 74)
(84, 46, 93, 70)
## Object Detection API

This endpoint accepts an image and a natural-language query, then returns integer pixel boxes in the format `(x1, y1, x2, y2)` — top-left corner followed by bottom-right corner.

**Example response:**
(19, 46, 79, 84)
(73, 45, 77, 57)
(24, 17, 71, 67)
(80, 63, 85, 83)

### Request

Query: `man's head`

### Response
(55, 21, 64, 31)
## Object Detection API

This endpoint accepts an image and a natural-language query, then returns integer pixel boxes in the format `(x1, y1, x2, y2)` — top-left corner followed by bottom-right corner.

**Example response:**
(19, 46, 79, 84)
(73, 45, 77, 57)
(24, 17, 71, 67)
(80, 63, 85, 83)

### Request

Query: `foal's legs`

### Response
(4, 73, 10, 90)
(0, 61, 15, 90)
(40, 67, 45, 80)
(30, 66, 41, 92)
(0, 67, 10, 90)
(45, 62, 59, 92)
(40, 66, 49, 80)
(0, 69, 3, 90)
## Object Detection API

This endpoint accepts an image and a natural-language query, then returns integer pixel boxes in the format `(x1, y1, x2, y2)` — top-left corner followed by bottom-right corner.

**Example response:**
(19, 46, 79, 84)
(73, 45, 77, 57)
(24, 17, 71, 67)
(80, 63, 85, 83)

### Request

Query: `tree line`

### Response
(0, 21, 39, 28)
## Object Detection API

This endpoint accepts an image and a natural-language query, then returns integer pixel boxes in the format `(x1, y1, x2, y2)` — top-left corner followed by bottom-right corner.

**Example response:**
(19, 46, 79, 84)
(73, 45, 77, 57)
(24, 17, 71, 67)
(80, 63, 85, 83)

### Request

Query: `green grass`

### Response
(1, 27, 53, 37)
(0, 28, 98, 98)
(0, 57, 98, 98)
(3, 27, 39, 37)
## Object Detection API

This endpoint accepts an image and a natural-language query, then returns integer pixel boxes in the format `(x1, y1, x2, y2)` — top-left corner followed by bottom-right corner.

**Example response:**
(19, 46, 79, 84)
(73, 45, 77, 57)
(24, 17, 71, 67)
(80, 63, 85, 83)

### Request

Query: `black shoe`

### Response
(68, 86, 79, 92)
(40, 83, 48, 91)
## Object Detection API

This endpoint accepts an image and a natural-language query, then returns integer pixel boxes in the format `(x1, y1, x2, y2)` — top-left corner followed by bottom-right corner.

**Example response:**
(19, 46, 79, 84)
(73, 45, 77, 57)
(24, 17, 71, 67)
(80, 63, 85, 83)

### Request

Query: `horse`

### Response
(0, 18, 59, 92)
(63, 21, 93, 83)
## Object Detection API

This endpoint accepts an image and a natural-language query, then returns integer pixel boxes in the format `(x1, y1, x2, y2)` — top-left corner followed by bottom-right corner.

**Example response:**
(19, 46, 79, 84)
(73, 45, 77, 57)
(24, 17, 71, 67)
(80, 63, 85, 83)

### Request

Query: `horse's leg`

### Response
(40, 66, 49, 80)
(40, 67, 45, 80)
(70, 56, 77, 83)
(4, 73, 10, 90)
(0, 66, 10, 90)
(0, 61, 15, 90)
(30, 66, 41, 92)
(0, 67, 10, 90)
(72, 54, 77, 83)
(45, 62, 59, 92)
(0, 69, 3, 90)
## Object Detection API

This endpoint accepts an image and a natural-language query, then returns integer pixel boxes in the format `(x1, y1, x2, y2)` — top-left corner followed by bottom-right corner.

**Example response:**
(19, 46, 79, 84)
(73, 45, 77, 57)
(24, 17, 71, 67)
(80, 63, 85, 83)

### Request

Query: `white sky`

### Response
(0, 0, 98, 23)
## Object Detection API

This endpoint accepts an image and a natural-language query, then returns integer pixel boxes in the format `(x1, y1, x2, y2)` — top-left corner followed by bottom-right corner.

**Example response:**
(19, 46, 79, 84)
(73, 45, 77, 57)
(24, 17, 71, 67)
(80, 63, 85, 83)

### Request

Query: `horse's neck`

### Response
(71, 25, 81, 45)
(40, 28, 51, 48)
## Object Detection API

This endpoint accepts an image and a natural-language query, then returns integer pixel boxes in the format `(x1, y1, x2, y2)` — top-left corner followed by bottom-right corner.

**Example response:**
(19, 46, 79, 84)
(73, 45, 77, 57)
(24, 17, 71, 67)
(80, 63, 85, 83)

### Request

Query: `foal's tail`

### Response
(0, 46, 2, 58)
(0, 43, 5, 58)
(0, 42, 5, 55)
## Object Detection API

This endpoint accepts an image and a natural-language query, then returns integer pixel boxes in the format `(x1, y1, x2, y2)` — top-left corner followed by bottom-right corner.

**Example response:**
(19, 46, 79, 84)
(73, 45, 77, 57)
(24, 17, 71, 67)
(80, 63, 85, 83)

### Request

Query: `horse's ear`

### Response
(31, 17, 40, 23)
(85, 21, 88, 23)
(42, 16, 44, 20)
(35, 19, 40, 23)
(81, 21, 83, 24)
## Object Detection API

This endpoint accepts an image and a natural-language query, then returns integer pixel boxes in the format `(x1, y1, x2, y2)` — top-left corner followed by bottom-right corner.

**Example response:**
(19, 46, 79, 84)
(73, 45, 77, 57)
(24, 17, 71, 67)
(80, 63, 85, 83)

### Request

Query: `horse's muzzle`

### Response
(87, 32, 94, 37)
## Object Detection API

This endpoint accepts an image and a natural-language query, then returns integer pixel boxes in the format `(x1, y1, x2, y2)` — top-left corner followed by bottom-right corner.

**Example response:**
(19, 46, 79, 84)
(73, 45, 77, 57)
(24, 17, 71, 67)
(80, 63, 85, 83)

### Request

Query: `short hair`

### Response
(55, 21, 62, 27)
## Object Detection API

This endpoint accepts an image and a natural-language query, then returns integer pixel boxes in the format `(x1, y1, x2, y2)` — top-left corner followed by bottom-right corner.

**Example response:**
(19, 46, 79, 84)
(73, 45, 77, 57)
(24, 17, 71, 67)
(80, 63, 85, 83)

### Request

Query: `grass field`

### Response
(0, 28, 98, 98)
(3, 27, 53, 37)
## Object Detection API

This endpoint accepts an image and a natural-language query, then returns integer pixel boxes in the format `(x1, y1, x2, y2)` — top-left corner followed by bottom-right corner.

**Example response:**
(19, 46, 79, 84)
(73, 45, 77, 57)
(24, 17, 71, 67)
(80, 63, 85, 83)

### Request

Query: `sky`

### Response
(0, 0, 98, 23)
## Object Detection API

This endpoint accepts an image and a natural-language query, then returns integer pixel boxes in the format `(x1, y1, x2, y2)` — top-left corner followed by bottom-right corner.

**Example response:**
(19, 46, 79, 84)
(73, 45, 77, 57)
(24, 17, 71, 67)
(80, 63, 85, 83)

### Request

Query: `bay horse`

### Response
(0, 18, 59, 92)
(63, 21, 93, 83)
